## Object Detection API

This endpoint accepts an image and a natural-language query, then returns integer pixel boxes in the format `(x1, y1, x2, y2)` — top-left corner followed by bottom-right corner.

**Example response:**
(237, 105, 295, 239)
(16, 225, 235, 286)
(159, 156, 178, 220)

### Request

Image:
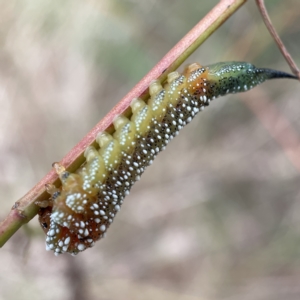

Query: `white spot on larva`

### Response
(48, 229, 55, 237)
(77, 206, 84, 212)
(77, 244, 86, 251)
(64, 237, 71, 245)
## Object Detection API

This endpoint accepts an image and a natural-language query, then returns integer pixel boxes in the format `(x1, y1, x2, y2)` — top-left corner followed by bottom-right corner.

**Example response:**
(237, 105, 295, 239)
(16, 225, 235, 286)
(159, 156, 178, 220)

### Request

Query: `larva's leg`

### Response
(38, 205, 52, 232)
(97, 132, 122, 171)
(80, 146, 105, 195)
(37, 177, 61, 232)
(183, 63, 203, 76)
(52, 162, 69, 182)
(113, 115, 136, 153)
(148, 81, 168, 122)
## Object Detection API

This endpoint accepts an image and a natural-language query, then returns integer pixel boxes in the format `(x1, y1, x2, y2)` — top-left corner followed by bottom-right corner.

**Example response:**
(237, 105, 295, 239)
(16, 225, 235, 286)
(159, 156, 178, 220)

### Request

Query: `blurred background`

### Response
(1, 0, 300, 299)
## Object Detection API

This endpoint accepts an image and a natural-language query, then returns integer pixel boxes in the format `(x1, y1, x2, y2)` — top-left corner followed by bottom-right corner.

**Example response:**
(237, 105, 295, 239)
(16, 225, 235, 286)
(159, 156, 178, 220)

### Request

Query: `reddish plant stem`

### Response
(0, 0, 247, 248)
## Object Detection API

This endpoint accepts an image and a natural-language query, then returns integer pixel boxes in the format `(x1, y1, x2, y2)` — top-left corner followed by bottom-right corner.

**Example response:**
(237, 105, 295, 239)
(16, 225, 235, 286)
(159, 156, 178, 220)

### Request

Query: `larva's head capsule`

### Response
(205, 61, 297, 97)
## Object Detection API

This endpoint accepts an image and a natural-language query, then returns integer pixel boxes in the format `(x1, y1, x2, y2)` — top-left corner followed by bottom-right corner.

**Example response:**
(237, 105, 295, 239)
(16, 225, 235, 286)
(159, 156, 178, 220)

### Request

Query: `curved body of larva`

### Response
(38, 61, 296, 255)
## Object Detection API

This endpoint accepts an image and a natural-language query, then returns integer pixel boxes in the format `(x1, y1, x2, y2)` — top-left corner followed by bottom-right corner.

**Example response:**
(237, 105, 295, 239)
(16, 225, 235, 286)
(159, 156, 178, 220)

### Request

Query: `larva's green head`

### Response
(205, 61, 297, 97)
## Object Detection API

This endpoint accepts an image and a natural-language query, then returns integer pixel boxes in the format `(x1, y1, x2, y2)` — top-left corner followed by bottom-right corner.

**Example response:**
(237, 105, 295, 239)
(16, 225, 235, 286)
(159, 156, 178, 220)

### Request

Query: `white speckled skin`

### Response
(38, 62, 296, 255)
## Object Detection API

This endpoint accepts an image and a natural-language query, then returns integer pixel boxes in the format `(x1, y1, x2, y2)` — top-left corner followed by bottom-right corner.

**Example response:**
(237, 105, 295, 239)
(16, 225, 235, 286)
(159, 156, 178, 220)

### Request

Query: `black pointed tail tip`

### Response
(258, 68, 299, 80)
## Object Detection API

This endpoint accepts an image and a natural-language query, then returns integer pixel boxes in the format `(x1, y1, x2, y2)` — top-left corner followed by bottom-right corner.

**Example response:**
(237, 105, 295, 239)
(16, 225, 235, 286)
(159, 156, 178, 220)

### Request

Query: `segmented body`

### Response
(38, 61, 296, 255)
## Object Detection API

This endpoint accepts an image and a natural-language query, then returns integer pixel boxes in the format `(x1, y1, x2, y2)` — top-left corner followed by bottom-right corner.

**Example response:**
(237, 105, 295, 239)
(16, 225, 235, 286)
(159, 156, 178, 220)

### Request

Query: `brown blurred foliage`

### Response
(0, 1, 300, 299)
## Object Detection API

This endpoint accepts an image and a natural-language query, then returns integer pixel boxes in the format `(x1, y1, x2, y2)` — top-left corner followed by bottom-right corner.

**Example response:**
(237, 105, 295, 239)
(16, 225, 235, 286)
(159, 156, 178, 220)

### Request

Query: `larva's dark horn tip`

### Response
(259, 68, 299, 80)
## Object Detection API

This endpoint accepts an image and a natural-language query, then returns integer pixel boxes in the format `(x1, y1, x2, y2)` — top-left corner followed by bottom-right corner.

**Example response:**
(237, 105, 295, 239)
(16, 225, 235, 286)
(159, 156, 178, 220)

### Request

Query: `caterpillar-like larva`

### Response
(38, 61, 296, 255)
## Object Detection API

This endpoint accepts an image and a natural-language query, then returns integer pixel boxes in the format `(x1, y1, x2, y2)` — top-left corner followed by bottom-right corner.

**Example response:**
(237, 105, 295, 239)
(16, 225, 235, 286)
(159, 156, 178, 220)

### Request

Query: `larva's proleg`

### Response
(38, 61, 297, 255)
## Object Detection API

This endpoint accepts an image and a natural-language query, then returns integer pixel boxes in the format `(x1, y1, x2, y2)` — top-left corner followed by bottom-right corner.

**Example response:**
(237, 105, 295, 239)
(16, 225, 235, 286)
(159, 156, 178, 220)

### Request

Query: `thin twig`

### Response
(0, 0, 247, 248)
(227, 2, 300, 175)
(255, 0, 300, 79)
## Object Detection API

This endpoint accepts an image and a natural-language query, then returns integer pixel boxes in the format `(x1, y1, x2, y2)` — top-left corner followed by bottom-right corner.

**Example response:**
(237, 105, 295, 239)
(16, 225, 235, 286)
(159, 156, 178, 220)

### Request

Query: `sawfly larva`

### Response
(38, 61, 297, 255)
